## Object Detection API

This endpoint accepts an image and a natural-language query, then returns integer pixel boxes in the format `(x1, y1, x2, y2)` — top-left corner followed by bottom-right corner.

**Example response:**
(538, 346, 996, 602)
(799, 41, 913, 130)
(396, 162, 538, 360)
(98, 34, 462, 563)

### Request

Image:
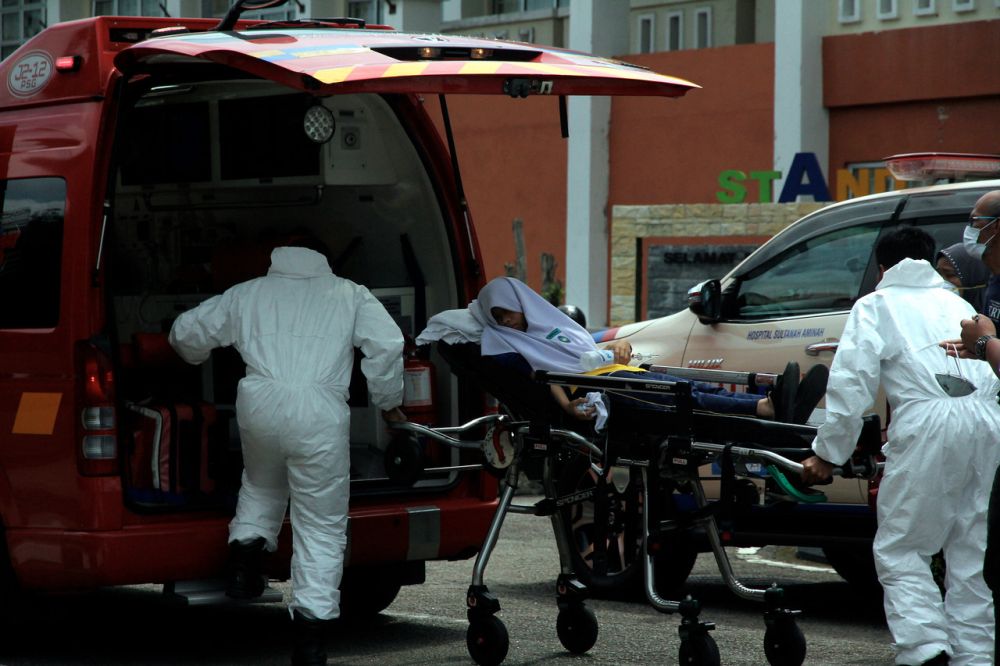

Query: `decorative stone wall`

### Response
(610, 202, 828, 326)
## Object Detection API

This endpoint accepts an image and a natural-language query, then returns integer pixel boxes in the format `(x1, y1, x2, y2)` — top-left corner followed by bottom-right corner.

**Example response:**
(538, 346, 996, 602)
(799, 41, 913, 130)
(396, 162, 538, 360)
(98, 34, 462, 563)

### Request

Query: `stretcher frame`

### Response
(388, 344, 883, 666)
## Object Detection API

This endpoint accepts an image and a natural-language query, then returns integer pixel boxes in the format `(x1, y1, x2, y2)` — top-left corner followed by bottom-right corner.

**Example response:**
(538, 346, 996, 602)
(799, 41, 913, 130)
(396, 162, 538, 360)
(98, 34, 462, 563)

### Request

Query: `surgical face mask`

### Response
(963, 221, 998, 260)
(935, 344, 977, 398)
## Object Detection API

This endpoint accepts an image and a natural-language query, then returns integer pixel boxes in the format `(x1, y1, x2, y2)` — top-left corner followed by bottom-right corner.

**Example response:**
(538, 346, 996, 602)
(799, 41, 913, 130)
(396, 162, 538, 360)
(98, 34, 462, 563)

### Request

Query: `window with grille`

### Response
(638, 14, 654, 54)
(876, 0, 898, 19)
(694, 7, 711, 49)
(838, 0, 861, 23)
(666, 11, 682, 51)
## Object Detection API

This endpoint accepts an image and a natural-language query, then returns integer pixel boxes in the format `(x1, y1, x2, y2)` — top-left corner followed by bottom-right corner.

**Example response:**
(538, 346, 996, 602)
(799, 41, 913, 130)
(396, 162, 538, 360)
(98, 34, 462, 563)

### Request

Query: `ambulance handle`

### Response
(93, 201, 110, 287)
(805, 341, 839, 356)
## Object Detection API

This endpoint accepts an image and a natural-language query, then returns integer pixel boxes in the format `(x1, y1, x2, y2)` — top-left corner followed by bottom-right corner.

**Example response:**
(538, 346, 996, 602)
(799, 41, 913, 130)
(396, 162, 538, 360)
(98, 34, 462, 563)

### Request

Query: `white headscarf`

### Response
(470, 277, 598, 373)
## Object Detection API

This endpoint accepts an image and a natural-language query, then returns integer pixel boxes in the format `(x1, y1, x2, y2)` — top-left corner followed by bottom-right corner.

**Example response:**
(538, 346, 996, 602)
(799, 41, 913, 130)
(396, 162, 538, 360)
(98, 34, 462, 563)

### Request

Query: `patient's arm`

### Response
(550, 385, 595, 421)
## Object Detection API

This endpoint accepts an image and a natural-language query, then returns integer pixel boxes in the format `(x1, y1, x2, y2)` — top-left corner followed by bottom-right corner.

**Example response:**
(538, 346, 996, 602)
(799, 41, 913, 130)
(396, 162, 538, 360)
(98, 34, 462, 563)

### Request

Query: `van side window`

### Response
(0, 177, 66, 328)
(734, 222, 881, 320)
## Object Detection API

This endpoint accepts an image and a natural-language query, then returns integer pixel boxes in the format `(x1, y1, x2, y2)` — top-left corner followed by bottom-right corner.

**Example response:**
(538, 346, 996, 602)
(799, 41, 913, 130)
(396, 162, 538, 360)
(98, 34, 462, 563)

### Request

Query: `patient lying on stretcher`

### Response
(416, 277, 827, 425)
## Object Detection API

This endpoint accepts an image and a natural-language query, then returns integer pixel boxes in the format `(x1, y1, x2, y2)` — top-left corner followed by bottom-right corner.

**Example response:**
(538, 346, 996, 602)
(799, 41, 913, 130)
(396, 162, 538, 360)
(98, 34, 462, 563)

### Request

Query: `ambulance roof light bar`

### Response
(884, 152, 1000, 182)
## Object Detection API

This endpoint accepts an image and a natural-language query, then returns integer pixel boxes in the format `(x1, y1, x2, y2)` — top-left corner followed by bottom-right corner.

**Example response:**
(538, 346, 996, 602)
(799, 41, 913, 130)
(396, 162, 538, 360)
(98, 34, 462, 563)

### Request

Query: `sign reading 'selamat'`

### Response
(647, 242, 758, 318)
(717, 152, 902, 203)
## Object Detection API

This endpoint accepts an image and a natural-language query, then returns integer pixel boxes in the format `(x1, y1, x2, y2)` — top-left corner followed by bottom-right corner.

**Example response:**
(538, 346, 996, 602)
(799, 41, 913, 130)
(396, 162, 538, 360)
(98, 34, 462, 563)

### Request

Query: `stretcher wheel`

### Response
(557, 457, 696, 598)
(763, 619, 806, 666)
(678, 633, 720, 666)
(384, 434, 423, 484)
(556, 605, 598, 654)
(467, 615, 509, 666)
(481, 419, 515, 478)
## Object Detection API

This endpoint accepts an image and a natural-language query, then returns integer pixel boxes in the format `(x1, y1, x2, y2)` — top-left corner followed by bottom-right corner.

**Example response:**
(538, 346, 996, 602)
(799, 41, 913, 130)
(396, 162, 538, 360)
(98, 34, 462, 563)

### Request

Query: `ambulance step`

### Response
(163, 579, 284, 606)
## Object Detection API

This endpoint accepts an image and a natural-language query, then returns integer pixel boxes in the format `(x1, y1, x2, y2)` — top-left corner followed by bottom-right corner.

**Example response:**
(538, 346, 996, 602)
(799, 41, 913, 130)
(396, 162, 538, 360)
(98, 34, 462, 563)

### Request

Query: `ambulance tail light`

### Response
(884, 153, 1000, 182)
(76, 341, 119, 476)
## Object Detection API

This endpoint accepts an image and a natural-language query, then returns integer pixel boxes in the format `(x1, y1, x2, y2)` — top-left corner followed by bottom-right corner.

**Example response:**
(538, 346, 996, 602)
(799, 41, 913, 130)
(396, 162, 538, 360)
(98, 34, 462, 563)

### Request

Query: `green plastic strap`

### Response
(766, 464, 828, 504)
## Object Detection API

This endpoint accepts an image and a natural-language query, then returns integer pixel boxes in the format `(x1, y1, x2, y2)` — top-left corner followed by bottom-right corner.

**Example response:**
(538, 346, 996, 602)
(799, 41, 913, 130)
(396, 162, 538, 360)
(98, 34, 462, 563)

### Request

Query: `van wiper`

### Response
(246, 17, 368, 30)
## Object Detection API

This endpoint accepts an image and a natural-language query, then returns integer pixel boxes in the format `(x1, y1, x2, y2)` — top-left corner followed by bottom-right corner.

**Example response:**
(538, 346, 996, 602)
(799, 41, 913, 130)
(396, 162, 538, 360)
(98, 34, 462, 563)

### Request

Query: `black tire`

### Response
(556, 605, 598, 654)
(678, 633, 721, 666)
(821, 544, 879, 590)
(467, 615, 510, 666)
(763, 620, 807, 666)
(338, 565, 403, 621)
(557, 456, 696, 599)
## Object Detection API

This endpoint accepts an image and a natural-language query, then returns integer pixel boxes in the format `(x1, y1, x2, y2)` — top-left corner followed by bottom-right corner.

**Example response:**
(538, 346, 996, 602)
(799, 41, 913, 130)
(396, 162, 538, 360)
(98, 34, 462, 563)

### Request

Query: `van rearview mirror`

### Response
(687, 279, 721, 324)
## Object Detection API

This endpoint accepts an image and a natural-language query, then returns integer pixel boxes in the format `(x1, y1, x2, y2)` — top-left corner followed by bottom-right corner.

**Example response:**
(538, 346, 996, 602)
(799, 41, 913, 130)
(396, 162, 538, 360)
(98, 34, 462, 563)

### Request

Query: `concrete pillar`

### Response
(565, 0, 627, 327)
(773, 0, 828, 200)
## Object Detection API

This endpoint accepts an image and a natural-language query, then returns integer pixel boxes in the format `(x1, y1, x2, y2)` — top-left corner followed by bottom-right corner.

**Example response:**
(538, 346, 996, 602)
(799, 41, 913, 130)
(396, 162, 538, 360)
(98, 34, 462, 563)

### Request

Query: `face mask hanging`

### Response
(935, 343, 977, 398)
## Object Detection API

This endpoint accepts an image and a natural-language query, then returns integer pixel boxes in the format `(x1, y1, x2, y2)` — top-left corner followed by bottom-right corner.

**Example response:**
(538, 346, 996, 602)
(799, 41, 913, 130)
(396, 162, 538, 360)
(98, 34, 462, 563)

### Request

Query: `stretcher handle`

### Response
(387, 416, 501, 449)
(645, 365, 777, 389)
(692, 441, 882, 479)
(537, 370, 681, 395)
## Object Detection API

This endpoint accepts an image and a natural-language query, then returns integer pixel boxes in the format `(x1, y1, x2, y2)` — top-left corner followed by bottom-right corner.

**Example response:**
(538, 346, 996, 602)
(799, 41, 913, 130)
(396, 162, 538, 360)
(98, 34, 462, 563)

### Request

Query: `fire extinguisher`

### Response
(402, 339, 436, 426)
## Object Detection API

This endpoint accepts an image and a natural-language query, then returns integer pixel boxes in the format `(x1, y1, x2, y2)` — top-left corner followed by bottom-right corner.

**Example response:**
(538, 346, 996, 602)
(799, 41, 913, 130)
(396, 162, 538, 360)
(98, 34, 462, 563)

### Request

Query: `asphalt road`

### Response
(0, 497, 895, 665)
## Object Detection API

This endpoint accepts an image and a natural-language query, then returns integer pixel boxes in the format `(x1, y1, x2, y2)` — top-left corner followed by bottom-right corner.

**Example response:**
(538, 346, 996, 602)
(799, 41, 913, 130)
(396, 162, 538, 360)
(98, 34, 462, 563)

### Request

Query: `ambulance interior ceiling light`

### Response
(303, 104, 335, 143)
(884, 152, 1000, 182)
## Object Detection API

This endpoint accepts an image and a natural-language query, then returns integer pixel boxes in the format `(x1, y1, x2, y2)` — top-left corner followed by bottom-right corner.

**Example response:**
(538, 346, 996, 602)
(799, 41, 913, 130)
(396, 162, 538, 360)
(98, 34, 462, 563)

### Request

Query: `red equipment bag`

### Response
(126, 402, 219, 496)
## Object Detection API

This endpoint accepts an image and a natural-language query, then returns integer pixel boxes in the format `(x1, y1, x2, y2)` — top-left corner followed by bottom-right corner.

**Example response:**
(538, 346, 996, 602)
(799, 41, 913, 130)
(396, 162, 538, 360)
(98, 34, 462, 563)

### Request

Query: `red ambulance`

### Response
(0, 7, 695, 612)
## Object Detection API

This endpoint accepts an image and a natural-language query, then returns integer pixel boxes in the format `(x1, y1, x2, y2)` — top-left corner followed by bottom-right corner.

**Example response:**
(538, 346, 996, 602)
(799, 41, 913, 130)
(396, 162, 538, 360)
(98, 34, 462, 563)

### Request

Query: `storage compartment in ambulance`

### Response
(108, 81, 464, 510)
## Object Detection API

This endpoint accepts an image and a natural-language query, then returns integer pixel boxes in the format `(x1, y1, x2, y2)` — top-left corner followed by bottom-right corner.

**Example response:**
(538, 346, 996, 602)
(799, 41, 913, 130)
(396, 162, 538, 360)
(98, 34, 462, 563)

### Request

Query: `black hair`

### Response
(875, 226, 935, 269)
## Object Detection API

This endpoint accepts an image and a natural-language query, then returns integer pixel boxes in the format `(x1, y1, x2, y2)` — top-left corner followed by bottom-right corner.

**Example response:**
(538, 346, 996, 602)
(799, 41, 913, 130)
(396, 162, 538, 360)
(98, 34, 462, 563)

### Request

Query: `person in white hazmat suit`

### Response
(169, 238, 405, 666)
(801, 227, 1000, 666)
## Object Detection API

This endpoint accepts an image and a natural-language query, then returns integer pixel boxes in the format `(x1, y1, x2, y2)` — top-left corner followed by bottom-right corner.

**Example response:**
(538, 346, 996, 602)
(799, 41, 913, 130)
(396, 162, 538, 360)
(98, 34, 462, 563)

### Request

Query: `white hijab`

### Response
(470, 277, 598, 373)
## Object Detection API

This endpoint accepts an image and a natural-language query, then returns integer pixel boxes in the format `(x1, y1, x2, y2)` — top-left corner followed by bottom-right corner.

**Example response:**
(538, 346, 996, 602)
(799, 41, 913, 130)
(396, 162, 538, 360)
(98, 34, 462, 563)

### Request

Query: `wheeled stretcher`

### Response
(386, 342, 883, 666)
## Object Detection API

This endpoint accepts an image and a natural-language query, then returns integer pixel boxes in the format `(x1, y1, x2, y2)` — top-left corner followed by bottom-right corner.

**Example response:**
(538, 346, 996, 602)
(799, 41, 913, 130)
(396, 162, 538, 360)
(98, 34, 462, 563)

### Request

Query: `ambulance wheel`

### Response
(678, 633, 720, 666)
(763, 620, 806, 666)
(556, 605, 598, 654)
(338, 565, 403, 621)
(384, 435, 423, 484)
(467, 615, 509, 666)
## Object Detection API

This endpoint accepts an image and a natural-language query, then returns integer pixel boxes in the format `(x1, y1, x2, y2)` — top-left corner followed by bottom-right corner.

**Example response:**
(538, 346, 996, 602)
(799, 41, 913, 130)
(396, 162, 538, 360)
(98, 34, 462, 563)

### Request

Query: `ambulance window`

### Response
(0, 177, 65, 329)
(733, 222, 880, 320)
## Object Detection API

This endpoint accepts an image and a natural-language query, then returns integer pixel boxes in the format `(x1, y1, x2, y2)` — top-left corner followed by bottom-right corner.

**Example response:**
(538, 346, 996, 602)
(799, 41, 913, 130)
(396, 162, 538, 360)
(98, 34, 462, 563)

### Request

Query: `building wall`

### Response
(824, 19, 1000, 176)
(426, 95, 570, 291)
(609, 43, 775, 205)
(825, 0, 998, 35)
(420, 42, 776, 296)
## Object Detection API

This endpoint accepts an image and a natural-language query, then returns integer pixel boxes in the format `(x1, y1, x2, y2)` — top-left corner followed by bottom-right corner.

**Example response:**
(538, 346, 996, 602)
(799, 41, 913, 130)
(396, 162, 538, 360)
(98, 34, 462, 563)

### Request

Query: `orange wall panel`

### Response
(611, 43, 775, 205)
(824, 20, 1000, 108)
(829, 97, 1000, 176)
(427, 96, 568, 291)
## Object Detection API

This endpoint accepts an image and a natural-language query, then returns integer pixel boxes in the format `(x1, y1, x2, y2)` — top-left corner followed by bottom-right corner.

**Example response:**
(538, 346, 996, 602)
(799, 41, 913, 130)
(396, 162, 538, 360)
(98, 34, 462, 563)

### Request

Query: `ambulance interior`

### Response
(108, 80, 465, 510)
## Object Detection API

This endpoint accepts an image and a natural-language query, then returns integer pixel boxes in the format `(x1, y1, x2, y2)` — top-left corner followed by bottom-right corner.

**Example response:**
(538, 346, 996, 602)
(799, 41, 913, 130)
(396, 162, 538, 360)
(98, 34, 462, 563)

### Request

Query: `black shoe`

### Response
(226, 537, 267, 600)
(770, 362, 800, 423)
(792, 364, 829, 424)
(291, 610, 328, 666)
(920, 652, 950, 666)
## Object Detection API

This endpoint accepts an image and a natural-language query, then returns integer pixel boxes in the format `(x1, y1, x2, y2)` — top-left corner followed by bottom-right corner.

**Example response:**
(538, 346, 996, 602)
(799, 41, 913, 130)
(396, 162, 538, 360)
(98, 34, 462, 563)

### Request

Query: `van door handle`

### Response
(805, 341, 839, 356)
